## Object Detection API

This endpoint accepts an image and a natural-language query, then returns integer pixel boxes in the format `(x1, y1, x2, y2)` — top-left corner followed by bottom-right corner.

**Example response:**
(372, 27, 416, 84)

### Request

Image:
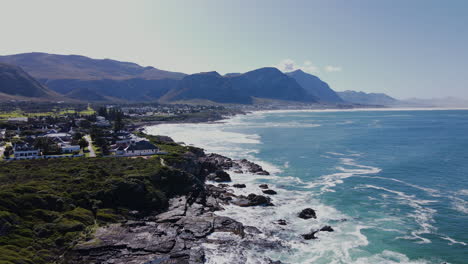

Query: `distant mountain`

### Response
(0, 53, 323, 104)
(286, 69, 343, 103)
(337, 90, 399, 106)
(0, 63, 61, 100)
(46, 78, 178, 101)
(0, 52, 186, 81)
(399, 97, 468, 108)
(162, 68, 318, 104)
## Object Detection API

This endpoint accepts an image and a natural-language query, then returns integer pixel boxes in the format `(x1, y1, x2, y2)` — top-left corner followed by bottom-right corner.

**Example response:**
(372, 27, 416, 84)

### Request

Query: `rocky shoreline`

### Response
(66, 144, 331, 264)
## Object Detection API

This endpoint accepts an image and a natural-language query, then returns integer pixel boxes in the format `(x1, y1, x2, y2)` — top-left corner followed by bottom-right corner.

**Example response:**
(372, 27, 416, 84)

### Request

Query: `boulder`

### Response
(298, 208, 316, 219)
(275, 219, 287, 226)
(259, 184, 269, 189)
(233, 194, 273, 207)
(233, 184, 246, 188)
(302, 230, 318, 240)
(320, 225, 334, 232)
(206, 170, 231, 182)
(262, 189, 277, 195)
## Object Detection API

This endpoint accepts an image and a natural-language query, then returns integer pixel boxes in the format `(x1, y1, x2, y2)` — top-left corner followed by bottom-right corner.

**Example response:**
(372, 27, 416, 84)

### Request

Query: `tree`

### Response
(113, 114, 124, 132)
(3, 146, 13, 158)
(79, 138, 89, 150)
(97, 107, 108, 118)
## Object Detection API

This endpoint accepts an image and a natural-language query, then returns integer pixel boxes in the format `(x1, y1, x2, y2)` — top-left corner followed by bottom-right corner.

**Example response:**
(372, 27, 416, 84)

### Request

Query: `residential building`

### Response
(13, 143, 40, 159)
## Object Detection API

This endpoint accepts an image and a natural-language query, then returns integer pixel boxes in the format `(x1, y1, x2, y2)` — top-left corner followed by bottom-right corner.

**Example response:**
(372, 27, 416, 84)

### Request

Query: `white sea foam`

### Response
(305, 157, 382, 192)
(144, 113, 444, 264)
(356, 184, 437, 244)
(440, 236, 467, 246)
(358, 176, 441, 197)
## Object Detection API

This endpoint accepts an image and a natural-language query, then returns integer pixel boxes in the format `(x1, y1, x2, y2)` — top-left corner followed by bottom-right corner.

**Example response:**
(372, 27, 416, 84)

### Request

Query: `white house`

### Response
(59, 143, 81, 153)
(117, 140, 159, 156)
(0, 129, 5, 140)
(13, 143, 40, 159)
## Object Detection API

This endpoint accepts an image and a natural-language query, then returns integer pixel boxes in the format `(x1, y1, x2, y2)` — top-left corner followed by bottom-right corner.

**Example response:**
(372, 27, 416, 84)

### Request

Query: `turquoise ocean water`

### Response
(147, 109, 468, 264)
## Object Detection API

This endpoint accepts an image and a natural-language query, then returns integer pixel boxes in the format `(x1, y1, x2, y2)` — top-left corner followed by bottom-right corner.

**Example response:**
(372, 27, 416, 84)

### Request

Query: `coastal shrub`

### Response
(0, 151, 202, 263)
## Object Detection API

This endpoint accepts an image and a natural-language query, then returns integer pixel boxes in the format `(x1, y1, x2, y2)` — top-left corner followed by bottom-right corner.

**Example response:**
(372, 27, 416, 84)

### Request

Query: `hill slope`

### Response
(163, 68, 318, 104)
(287, 69, 343, 103)
(337, 90, 399, 106)
(0, 52, 186, 81)
(0, 63, 61, 100)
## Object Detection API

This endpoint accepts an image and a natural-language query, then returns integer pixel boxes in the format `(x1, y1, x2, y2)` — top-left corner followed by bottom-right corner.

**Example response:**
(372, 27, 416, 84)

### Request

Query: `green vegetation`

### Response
(0, 155, 202, 264)
(0, 103, 94, 121)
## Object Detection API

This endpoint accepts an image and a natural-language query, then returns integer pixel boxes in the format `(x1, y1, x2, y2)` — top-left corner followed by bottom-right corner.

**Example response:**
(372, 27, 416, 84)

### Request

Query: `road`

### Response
(0, 145, 5, 159)
(84, 135, 96, 157)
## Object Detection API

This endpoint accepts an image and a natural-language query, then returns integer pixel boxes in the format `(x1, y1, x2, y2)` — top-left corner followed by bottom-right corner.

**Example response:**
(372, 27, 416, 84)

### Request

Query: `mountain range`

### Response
(337, 90, 399, 106)
(0, 52, 403, 106)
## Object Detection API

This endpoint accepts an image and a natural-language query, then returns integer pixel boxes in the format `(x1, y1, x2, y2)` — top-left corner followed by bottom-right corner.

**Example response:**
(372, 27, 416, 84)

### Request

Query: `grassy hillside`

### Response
(0, 153, 203, 264)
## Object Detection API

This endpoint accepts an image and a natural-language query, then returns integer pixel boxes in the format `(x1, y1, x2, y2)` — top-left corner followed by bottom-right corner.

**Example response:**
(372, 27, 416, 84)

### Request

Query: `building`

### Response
(116, 140, 159, 156)
(0, 129, 5, 140)
(42, 131, 80, 154)
(95, 116, 111, 127)
(59, 143, 81, 153)
(13, 143, 40, 159)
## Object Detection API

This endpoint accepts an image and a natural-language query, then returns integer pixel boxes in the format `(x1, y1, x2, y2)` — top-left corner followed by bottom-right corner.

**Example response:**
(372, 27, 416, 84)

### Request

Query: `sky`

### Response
(1, 0, 467, 99)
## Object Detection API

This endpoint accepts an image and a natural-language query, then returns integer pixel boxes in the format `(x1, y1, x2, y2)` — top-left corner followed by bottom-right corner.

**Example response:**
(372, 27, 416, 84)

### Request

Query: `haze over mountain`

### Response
(0, 52, 347, 104)
(337, 90, 399, 106)
(0, 52, 186, 81)
(0, 63, 61, 101)
(286, 69, 343, 103)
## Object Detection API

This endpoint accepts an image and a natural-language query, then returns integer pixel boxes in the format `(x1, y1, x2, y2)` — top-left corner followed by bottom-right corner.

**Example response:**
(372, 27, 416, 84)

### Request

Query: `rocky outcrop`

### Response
(302, 230, 318, 240)
(298, 208, 317, 219)
(198, 153, 270, 176)
(232, 193, 274, 207)
(233, 184, 246, 188)
(236, 159, 270, 175)
(206, 170, 231, 182)
(262, 189, 277, 195)
(320, 225, 334, 232)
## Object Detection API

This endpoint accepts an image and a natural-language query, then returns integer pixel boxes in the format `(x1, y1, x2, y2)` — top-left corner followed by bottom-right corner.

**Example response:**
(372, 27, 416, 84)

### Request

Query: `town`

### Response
(0, 102, 234, 161)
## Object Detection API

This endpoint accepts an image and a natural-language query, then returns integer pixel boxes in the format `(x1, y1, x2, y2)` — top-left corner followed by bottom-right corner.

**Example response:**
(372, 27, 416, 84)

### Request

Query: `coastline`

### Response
(69, 107, 468, 263)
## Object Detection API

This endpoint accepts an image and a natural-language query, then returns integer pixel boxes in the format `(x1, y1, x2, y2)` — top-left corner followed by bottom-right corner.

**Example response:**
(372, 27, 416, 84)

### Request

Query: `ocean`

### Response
(145, 109, 468, 264)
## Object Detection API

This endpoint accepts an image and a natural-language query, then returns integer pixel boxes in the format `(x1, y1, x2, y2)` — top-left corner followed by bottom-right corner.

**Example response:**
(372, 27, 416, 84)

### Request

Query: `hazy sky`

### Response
(1, 0, 467, 99)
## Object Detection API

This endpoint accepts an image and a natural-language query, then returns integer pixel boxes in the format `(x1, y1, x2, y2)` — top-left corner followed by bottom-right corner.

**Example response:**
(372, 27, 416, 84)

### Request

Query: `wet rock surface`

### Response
(67, 181, 284, 264)
(206, 170, 231, 182)
(262, 189, 277, 195)
(66, 147, 289, 264)
(298, 208, 317, 219)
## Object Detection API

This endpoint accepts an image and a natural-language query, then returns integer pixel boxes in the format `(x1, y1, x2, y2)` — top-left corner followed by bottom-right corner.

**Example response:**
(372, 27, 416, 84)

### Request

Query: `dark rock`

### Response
(213, 216, 244, 237)
(244, 226, 262, 234)
(218, 183, 229, 188)
(259, 184, 269, 189)
(236, 159, 270, 175)
(262, 189, 277, 195)
(206, 170, 231, 182)
(298, 208, 317, 219)
(233, 170, 244, 174)
(233, 184, 246, 188)
(276, 219, 287, 226)
(233, 193, 273, 207)
(320, 225, 334, 232)
(302, 230, 318, 240)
